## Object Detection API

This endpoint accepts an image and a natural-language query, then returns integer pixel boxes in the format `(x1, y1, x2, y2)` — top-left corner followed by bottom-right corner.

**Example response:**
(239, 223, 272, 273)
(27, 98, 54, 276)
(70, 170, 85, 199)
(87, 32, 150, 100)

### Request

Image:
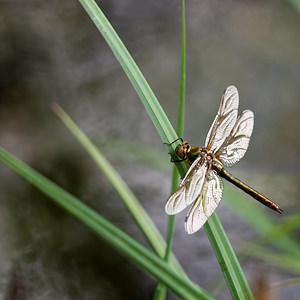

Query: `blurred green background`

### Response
(0, 1, 299, 299)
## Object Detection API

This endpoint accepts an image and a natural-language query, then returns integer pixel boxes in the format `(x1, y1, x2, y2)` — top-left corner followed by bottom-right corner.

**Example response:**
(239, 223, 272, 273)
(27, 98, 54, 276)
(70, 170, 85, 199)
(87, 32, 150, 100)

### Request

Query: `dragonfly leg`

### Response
(164, 137, 183, 146)
(170, 157, 186, 163)
(165, 138, 186, 162)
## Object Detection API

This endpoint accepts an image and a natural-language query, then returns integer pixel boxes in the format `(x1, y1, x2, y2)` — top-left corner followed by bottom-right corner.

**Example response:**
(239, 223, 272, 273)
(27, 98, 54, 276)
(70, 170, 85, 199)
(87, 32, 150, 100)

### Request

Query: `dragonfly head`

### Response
(175, 141, 191, 161)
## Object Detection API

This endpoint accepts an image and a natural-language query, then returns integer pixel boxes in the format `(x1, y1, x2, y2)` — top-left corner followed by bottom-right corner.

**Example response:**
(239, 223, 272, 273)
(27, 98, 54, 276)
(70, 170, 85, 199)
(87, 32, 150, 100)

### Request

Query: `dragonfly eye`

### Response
(175, 141, 191, 160)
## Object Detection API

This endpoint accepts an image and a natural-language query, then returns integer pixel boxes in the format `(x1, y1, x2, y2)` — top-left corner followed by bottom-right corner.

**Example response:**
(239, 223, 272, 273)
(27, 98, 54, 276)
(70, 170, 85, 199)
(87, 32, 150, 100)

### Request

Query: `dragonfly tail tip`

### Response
(277, 207, 283, 214)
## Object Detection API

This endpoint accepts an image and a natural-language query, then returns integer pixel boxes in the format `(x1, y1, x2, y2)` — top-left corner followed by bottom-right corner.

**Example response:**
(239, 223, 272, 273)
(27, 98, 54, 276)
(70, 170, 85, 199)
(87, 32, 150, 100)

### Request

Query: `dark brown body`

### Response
(175, 141, 283, 214)
(212, 161, 282, 213)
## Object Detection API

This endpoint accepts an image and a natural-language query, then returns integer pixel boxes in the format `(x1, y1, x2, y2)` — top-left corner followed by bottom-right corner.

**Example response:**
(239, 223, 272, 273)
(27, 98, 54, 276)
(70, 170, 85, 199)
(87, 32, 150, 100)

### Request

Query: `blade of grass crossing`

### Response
(77, 1, 253, 298)
(167, 0, 187, 263)
(205, 214, 253, 299)
(78, 0, 189, 177)
(153, 1, 187, 299)
(53, 104, 186, 277)
(78, 0, 174, 144)
(0, 147, 212, 300)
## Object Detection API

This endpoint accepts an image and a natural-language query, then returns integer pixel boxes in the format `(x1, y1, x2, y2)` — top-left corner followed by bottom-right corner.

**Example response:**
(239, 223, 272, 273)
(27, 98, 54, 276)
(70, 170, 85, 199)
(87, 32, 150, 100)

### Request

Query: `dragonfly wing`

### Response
(185, 170, 224, 234)
(165, 157, 207, 215)
(217, 110, 254, 167)
(205, 86, 239, 153)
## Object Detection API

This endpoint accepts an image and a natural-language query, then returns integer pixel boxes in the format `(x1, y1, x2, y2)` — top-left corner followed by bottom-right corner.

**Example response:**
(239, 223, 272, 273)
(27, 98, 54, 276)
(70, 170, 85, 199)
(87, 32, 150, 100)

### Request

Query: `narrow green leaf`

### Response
(154, 1, 187, 299)
(77, 0, 188, 176)
(77, 1, 253, 298)
(205, 214, 253, 299)
(0, 147, 211, 300)
(166, 0, 187, 257)
(53, 104, 186, 277)
(78, 1, 174, 142)
(175, 0, 187, 139)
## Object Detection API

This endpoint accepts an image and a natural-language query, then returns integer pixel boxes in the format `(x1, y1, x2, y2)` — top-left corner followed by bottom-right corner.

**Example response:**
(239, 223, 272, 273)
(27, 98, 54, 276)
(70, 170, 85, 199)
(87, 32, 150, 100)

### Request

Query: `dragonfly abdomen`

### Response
(213, 162, 283, 213)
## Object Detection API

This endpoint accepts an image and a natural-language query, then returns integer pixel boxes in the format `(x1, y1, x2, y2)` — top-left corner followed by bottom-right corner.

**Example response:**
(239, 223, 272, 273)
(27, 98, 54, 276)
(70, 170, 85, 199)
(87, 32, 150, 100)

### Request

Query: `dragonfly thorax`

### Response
(198, 147, 216, 169)
(175, 141, 216, 166)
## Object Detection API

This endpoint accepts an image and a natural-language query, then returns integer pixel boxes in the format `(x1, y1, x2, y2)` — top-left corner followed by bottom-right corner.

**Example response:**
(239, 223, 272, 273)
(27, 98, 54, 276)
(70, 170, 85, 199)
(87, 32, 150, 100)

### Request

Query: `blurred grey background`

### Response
(0, 0, 299, 299)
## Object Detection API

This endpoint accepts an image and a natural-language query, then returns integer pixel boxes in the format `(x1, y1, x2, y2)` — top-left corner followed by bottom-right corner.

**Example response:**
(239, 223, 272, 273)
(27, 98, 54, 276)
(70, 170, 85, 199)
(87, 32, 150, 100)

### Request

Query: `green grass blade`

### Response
(77, 1, 253, 298)
(176, 0, 187, 138)
(153, 1, 187, 299)
(205, 214, 253, 299)
(78, 0, 188, 177)
(78, 0, 175, 143)
(0, 147, 212, 300)
(166, 0, 187, 259)
(53, 104, 186, 277)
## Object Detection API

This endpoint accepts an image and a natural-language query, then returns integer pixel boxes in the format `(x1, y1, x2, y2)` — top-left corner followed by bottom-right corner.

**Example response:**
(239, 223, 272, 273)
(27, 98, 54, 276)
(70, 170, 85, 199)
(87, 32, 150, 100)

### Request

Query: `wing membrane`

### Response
(205, 86, 239, 153)
(165, 158, 207, 215)
(217, 110, 254, 167)
(185, 170, 223, 234)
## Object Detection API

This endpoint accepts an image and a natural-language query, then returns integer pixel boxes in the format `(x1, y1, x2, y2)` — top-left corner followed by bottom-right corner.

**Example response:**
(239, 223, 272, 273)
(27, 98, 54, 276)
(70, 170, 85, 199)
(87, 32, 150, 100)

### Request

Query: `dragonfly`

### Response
(165, 85, 282, 234)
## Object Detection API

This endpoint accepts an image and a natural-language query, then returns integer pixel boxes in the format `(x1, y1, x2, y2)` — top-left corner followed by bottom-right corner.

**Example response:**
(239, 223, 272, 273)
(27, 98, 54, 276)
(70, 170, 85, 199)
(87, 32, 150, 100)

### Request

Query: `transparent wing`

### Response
(217, 110, 254, 167)
(165, 157, 207, 215)
(184, 170, 224, 234)
(205, 86, 239, 153)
